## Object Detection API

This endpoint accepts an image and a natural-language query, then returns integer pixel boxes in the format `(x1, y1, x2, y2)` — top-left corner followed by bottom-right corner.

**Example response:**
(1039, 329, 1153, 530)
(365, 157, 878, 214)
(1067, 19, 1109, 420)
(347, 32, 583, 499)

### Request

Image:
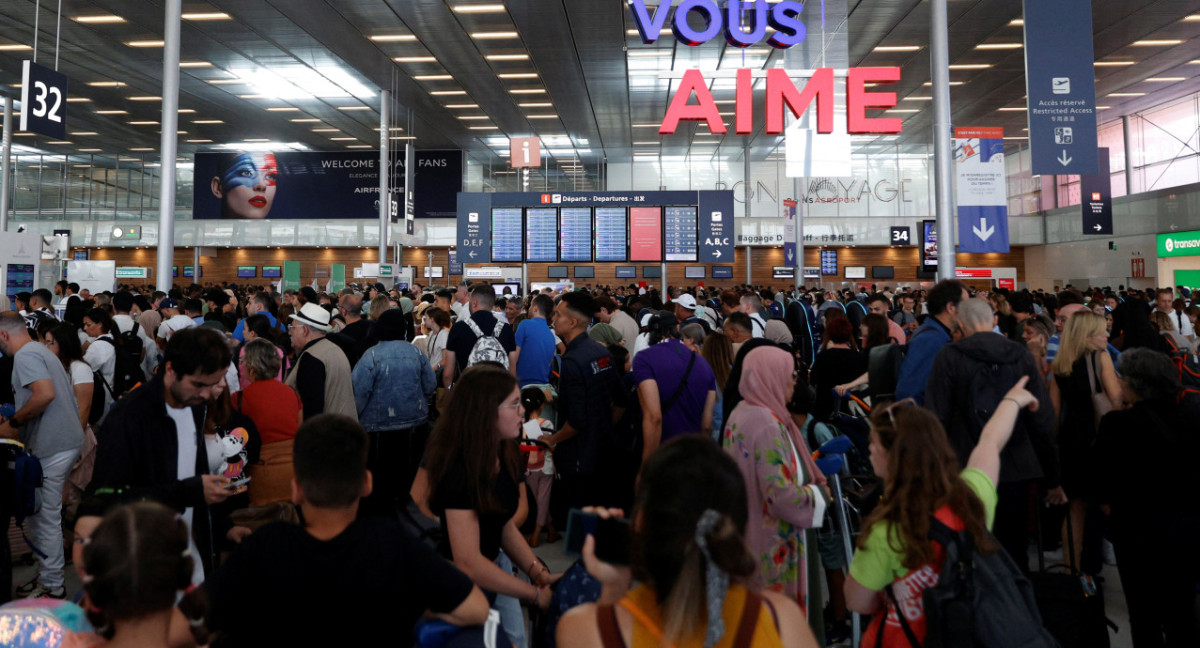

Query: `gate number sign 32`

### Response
(19, 60, 68, 139)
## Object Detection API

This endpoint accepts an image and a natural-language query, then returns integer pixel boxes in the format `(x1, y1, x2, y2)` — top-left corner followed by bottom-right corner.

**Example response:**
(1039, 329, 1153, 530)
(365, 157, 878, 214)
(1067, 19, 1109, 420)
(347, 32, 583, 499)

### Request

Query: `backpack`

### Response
(94, 336, 145, 397)
(1159, 333, 1200, 398)
(867, 343, 907, 403)
(966, 361, 1016, 441)
(88, 370, 108, 425)
(464, 318, 510, 369)
(881, 517, 1058, 648)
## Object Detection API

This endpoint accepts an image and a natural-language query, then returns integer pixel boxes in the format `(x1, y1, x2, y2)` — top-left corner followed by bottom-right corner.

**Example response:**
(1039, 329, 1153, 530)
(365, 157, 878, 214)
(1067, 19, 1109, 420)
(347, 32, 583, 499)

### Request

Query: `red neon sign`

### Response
(660, 67, 902, 136)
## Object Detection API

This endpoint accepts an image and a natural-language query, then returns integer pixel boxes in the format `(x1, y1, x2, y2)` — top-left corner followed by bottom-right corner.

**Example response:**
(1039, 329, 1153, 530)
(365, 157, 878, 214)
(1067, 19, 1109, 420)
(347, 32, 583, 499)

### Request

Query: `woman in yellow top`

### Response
(557, 436, 818, 648)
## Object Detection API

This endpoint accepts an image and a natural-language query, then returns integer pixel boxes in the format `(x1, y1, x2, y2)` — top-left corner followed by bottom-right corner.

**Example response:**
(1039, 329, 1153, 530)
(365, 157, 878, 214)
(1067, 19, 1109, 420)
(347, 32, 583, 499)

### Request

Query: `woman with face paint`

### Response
(210, 152, 278, 219)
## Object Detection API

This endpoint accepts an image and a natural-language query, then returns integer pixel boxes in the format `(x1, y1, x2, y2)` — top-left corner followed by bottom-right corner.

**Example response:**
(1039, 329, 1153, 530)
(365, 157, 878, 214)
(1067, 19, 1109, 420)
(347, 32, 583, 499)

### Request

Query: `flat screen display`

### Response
(262, 266, 282, 278)
(712, 265, 734, 279)
(237, 266, 257, 278)
(872, 266, 895, 279)
(595, 207, 628, 262)
(5, 263, 34, 304)
(547, 265, 568, 279)
(183, 266, 202, 278)
(525, 208, 558, 263)
(773, 266, 795, 279)
(684, 266, 705, 279)
(629, 207, 662, 262)
(845, 266, 866, 279)
(615, 266, 637, 278)
(642, 265, 662, 278)
(559, 207, 593, 262)
(491, 208, 524, 263)
(574, 266, 595, 279)
(664, 206, 698, 262)
(820, 250, 838, 276)
(921, 220, 938, 268)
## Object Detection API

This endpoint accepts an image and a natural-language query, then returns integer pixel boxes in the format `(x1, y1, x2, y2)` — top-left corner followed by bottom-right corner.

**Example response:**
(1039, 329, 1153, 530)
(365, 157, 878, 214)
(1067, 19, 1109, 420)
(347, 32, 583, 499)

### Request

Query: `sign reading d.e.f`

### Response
(19, 60, 67, 139)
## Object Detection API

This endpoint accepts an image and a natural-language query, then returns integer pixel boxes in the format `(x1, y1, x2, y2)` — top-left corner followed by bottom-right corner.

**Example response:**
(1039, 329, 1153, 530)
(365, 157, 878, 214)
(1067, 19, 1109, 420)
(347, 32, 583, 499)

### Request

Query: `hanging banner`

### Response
(698, 190, 735, 263)
(329, 264, 346, 293)
(1023, 0, 1099, 175)
(954, 127, 1010, 254)
(281, 261, 302, 292)
(20, 60, 68, 139)
(1080, 147, 1112, 235)
(782, 199, 798, 267)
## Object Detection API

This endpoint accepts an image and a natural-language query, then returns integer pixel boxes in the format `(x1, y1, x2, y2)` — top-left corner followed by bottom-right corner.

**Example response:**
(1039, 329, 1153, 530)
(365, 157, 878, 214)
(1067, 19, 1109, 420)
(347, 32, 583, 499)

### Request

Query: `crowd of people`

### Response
(0, 275, 1196, 647)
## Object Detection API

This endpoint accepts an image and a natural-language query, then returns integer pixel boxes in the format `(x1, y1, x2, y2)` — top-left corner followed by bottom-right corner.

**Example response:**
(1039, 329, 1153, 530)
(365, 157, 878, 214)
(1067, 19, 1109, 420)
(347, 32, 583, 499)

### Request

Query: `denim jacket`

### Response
(352, 341, 436, 432)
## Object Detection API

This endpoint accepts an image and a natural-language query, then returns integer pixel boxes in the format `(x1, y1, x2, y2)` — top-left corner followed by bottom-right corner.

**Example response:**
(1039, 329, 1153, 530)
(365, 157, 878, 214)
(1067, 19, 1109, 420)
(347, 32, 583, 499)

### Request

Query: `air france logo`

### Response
(628, 0, 810, 49)
(1166, 238, 1175, 253)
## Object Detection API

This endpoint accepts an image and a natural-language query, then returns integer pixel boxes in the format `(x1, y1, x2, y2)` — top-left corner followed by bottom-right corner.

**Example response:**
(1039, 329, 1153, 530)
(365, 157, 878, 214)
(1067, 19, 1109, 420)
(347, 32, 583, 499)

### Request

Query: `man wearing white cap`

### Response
(285, 303, 358, 422)
(672, 293, 715, 334)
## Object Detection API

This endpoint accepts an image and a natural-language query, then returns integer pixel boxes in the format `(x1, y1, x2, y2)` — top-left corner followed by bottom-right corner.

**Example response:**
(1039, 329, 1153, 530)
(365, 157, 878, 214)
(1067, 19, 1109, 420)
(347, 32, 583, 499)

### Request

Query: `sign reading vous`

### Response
(628, 0, 808, 48)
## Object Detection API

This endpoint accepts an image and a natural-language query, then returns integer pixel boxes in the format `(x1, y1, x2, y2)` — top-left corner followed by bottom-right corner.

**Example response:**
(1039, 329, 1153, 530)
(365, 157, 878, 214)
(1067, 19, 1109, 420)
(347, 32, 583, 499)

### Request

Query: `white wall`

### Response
(1024, 234, 1158, 291)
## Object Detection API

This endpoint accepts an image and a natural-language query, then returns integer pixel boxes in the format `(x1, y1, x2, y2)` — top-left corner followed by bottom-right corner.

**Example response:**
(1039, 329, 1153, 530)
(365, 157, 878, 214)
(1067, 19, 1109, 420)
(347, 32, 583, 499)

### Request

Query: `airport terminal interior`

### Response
(0, 0, 1199, 646)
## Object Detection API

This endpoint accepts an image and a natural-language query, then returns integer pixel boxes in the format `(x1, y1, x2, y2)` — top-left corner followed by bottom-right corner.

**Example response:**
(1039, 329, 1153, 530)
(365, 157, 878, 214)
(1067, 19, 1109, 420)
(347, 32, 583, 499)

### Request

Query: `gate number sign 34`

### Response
(19, 60, 68, 139)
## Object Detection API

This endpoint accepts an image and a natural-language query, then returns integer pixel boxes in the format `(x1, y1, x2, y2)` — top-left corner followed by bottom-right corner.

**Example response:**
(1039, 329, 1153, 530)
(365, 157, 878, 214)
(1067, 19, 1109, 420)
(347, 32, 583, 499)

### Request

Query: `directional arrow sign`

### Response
(1080, 147, 1112, 235)
(973, 218, 996, 242)
(713, 249, 722, 259)
(1057, 150, 1072, 167)
(1024, 0, 1099, 174)
(1094, 224, 1102, 231)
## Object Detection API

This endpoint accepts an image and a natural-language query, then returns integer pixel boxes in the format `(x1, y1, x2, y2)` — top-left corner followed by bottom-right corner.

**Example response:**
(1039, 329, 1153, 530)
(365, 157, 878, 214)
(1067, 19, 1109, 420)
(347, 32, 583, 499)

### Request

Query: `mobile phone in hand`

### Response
(564, 508, 631, 566)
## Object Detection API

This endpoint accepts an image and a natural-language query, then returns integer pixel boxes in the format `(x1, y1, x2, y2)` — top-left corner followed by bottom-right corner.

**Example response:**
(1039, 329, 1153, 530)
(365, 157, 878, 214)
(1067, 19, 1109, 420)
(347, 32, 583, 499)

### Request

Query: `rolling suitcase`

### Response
(1029, 502, 1117, 648)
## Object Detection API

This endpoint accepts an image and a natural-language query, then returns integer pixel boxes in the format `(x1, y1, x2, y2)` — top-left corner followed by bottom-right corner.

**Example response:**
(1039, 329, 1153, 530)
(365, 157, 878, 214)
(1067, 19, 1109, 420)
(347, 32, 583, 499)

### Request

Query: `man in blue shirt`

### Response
(894, 280, 967, 404)
(513, 294, 557, 387)
(232, 292, 279, 342)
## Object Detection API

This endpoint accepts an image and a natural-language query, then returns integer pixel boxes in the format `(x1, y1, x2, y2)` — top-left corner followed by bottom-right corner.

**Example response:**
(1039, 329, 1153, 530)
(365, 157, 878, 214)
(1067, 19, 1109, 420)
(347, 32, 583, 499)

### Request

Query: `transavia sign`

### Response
(1159, 230, 1200, 257)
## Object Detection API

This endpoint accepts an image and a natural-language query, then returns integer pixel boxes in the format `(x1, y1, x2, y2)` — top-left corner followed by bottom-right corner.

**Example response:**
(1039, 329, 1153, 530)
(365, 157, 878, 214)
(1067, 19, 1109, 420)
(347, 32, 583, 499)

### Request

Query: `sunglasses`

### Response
(882, 397, 917, 428)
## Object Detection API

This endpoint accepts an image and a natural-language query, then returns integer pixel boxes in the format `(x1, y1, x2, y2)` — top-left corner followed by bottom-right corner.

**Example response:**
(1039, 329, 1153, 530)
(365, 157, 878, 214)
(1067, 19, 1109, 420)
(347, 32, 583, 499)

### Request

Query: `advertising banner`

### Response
(329, 264, 346, 293)
(281, 261, 302, 291)
(782, 199, 798, 267)
(1080, 148, 1113, 235)
(1023, 0, 1099, 175)
(955, 127, 1010, 254)
(921, 220, 938, 269)
(193, 150, 460, 220)
(1158, 230, 1200, 258)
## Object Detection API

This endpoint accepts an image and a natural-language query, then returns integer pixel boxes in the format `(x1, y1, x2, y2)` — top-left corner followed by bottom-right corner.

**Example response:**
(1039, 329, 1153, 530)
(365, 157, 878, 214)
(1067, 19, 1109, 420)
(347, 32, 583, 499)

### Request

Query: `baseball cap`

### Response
(674, 294, 698, 311)
(158, 298, 178, 311)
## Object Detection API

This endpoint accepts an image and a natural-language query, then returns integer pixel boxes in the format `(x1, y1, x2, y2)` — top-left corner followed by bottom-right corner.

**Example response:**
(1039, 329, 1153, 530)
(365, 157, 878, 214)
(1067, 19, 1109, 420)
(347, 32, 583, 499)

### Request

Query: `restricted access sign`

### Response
(1023, 0, 1099, 175)
(19, 60, 68, 139)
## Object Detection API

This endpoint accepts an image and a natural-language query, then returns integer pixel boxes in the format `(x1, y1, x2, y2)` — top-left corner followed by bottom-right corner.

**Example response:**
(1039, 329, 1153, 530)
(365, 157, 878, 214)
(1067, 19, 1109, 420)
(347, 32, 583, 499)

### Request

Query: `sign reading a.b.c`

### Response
(20, 60, 68, 139)
(1023, 0, 1098, 175)
(698, 190, 734, 263)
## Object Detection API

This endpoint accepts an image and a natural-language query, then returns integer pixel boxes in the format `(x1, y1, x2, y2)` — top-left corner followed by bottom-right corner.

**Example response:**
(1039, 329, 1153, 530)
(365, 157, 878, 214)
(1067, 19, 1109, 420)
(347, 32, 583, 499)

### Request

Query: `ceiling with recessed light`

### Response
(0, 0, 1197, 188)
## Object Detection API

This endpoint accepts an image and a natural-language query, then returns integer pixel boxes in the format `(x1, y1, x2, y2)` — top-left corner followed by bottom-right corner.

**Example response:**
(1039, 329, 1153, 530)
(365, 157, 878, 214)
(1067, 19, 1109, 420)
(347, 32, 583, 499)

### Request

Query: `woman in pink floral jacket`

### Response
(723, 345, 829, 612)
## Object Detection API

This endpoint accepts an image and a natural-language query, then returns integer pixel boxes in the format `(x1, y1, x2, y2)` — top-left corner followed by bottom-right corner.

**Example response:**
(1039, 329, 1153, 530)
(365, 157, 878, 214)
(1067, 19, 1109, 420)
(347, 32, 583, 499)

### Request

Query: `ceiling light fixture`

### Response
(997, 107, 1026, 111)
(46, 141, 72, 145)
(129, 147, 154, 151)
(1132, 39, 1184, 46)
(181, 12, 230, 20)
(79, 148, 102, 152)
(526, 114, 557, 119)
(470, 31, 518, 39)
(191, 119, 224, 124)
(331, 137, 357, 141)
(128, 120, 159, 125)
(347, 145, 372, 148)
(87, 81, 126, 87)
(0, 44, 33, 51)
(177, 109, 195, 113)
(486, 54, 529, 60)
(370, 34, 417, 41)
(444, 103, 479, 108)
(1008, 19, 1024, 26)
(498, 72, 538, 79)
(312, 128, 339, 132)
(394, 56, 437, 63)
(948, 63, 992, 69)
(509, 88, 546, 94)
(227, 66, 375, 100)
(70, 131, 99, 135)
(459, 115, 491, 120)
(266, 107, 301, 111)
(128, 95, 162, 101)
(290, 118, 321, 122)
(873, 45, 922, 52)
(95, 109, 128, 114)
(413, 74, 453, 80)
(902, 95, 932, 101)
(337, 106, 372, 111)
(453, 4, 506, 12)
(125, 40, 165, 47)
(518, 102, 552, 107)
(179, 61, 211, 68)
(207, 79, 243, 85)
(922, 81, 965, 86)
(627, 51, 673, 57)
(431, 90, 468, 95)
(66, 97, 91, 103)
(975, 43, 1022, 50)
(1108, 92, 1146, 96)
(469, 125, 500, 130)
(1094, 61, 1135, 66)
(73, 14, 125, 23)
(1145, 76, 1186, 82)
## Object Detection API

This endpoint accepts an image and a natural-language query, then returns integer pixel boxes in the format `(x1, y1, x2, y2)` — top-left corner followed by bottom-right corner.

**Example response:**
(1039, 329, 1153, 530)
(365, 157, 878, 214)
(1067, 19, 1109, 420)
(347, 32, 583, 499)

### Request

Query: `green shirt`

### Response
(849, 468, 997, 591)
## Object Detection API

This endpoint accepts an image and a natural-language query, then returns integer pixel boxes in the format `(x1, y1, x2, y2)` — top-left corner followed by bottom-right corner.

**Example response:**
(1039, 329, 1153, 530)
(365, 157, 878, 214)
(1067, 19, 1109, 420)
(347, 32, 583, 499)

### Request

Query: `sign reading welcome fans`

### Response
(192, 150, 461, 220)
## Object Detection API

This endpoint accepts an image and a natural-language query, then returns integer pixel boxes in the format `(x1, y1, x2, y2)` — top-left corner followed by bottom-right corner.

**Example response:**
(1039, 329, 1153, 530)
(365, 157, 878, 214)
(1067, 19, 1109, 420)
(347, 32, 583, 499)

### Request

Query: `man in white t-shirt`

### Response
(156, 298, 196, 350)
(90, 326, 242, 583)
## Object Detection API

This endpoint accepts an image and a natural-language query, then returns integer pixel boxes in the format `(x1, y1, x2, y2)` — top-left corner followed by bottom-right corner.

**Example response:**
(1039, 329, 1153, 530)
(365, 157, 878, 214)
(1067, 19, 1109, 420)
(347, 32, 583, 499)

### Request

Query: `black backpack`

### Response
(881, 517, 1058, 648)
(94, 335, 146, 397)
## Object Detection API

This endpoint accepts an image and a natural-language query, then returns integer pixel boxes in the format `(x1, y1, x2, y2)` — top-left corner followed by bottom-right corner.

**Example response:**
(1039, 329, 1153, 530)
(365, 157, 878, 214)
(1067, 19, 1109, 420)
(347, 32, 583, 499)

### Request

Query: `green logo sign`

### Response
(380, 264, 394, 277)
(1158, 230, 1200, 257)
(115, 267, 148, 278)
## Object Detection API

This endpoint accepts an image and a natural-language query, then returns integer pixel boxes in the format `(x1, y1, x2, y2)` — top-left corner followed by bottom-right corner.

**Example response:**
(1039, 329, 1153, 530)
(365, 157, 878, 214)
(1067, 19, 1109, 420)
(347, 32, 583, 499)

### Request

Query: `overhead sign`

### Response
(456, 192, 491, 263)
(782, 199, 798, 266)
(193, 150, 461, 220)
(115, 267, 150, 279)
(997, 278, 1016, 290)
(890, 226, 911, 245)
(1023, 0, 1099, 175)
(111, 225, 142, 240)
(954, 127, 1010, 254)
(698, 190, 734, 263)
(1158, 230, 1200, 258)
(1080, 147, 1112, 235)
(509, 137, 541, 169)
(19, 60, 67, 139)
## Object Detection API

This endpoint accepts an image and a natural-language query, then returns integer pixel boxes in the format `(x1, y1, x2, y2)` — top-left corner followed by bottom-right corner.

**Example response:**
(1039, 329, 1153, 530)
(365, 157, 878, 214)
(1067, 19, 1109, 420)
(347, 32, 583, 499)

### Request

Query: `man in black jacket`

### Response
(925, 297, 1065, 572)
(91, 326, 240, 581)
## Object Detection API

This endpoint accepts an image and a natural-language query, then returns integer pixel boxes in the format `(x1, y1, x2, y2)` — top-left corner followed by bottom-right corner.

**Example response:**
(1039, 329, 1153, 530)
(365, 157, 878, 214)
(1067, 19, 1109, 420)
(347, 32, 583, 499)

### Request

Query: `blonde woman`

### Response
(1048, 311, 1123, 570)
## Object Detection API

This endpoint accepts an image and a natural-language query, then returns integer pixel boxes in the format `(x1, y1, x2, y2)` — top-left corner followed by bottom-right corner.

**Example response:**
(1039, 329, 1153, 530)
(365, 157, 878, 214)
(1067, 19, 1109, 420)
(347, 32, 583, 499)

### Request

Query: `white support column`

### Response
(378, 90, 390, 264)
(930, 0, 956, 282)
(156, 0, 181, 291)
(0, 97, 12, 232)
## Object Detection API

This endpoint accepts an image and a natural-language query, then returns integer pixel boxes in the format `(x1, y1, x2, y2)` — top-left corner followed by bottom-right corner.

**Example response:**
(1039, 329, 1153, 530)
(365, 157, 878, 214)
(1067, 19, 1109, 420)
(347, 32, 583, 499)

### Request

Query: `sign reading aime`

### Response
(630, 1, 903, 137)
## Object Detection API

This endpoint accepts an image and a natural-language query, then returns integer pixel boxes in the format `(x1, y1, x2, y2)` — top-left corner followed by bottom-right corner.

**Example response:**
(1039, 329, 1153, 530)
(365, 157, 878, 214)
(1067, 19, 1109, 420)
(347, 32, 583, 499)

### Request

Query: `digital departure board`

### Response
(491, 208, 524, 263)
(559, 208, 593, 262)
(664, 206, 698, 261)
(821, 250, 838, 276)
(629, 207, 662, 262)
(525, 208, 558, 262)
(595, 207, 628, 262)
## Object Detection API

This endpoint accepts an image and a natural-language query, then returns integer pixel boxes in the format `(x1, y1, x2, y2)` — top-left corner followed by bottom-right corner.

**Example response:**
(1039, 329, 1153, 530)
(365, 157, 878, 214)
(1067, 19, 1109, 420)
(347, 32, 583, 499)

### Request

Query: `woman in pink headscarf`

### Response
(723, 345, 829, 612)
